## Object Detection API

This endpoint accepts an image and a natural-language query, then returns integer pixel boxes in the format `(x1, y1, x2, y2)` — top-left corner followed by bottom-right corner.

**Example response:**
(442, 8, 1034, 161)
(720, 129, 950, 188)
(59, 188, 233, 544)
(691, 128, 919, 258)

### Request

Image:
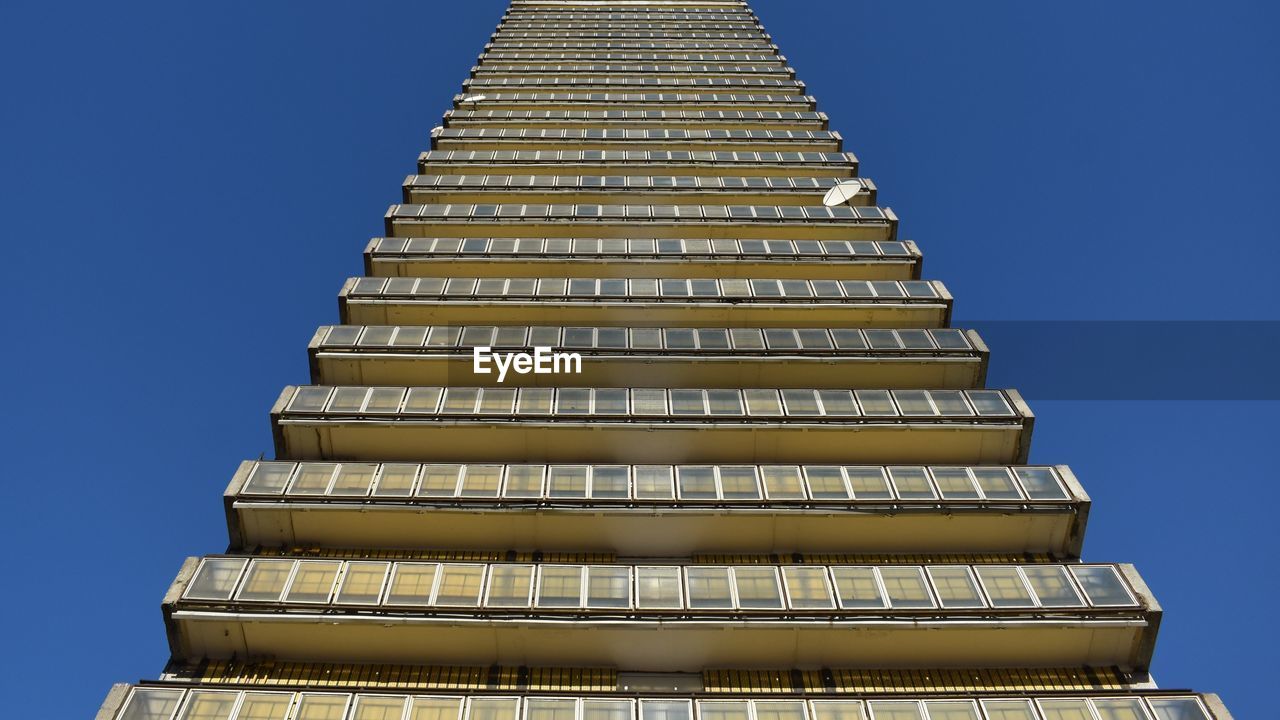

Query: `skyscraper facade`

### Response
(98, 2, 1232, 720)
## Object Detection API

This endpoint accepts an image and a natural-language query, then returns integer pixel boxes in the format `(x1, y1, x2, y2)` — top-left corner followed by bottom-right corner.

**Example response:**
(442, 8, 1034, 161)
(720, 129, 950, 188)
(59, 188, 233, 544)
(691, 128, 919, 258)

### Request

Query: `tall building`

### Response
(98, 2, 1232, 720)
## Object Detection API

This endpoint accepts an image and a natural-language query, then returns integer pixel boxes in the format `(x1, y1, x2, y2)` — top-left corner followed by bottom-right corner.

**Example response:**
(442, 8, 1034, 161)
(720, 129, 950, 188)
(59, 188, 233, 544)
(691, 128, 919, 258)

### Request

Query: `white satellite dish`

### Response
(822, 179, 864, 207)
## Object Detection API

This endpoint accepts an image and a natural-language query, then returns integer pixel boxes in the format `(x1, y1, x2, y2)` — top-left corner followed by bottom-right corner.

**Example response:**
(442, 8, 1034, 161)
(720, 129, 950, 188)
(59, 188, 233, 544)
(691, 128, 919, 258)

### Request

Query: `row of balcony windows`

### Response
(405, 174, 857, 195)
(435, 129, 836, 142)
(115, 688, 1216, 720)
(182, 557, 1136, 612)
(492, 32, 767, 41)
(421, 149, 849, 166)
(478, 54, 782, 63)
(446, 110, 818, 122)
(238, 461, 1068, 502)
(450, 93, 813, 106)
(503, 13, 756, 21)
(282, 387, 1015, 419)
(347, 277, 933, 302)
(387, 204, 888, 223)
(370, 237, 907, 258)
(319, 325, 965, 353)
(484, 44, 777, 52)
(473, 65, 788, 75)
(496, 24, 760, 33)
(464, 78, 799, 89)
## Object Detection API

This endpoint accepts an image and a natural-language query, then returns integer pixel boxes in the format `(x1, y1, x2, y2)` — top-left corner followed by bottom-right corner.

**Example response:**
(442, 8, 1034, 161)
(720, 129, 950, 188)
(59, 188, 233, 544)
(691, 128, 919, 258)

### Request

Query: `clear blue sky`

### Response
(1, 1, 1276, 717)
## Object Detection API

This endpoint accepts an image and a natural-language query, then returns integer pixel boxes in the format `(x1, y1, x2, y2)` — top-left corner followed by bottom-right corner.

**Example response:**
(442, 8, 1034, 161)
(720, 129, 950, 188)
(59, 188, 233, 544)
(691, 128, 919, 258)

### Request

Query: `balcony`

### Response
(225, 460, 1084, 555)
(384, 204, 895, 241)
(100, 687, 1229, 720)
(450, 93, 816, 113)
(470, 64, 794, 80)
(269, 386, 1031, 464)
(430, 129, 840, 153)
(442, 109, 827, 131)
(163, 557, 1155, 671)
(308, 324, 979, 388)
(420, 147, 851, 178)
(365, 237, 918, 281)
(401, 174, 872, 208)
(477, 53, 787, 68)
(461, 77, 803, 95)
(338, 277, 946, 329)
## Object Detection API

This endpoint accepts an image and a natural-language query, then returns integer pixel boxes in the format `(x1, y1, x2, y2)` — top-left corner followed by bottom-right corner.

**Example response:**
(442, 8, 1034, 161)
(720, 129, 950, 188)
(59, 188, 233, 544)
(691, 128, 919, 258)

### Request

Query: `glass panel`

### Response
(504, 465, 545, 498)
(418, 464, 462, 497)
(547, 465, 589, 498)
(587, 566, 631, 608)
(435, 564, 485, 606)
(634, 466, 674, 499)
(1071, 566, 1136, 606)
(1015, 467, 1070, 500)
(642, 701, 691, 720)
(743, 389, 783, 416)
(352, 697, 410, 720)
(595, 388, 629, 414)
(409, 697, 462, 720)
(243, 462, 294, 495)
(236, 559, 293, 602)
(894, 390, 936, 416)
(678, 466, 718, 499)
(1021, 566, 1086, 607)
(631, 389, 669, 415)
(979, 700, 1037, 720)
(782, 566, 834, 609)
(120, 688, 184, 720)
(478, 388, 517, 414)
(590, 466, 630, 499)
(385, 563, 438, 606)
(810, 701, 867, 720)
(926, 567, 986, 609)
(536, 565, 584, 608)
(756, 701, 807, 720)
(968, 390, 1015, 416)
(854, 390, 897, 416)
(700, 702, 751, 720)
(707, 389, 745, 415)
(972, 468, 1022, 499)
(486, 565, 534, 607)
(1037, 700, 1093, 720)
(284, 561, 341, 603)
(185, 558, 247, 601)
(326, 387, 367, 413)
(469, 699, 520, 720)
(846, 467, 893, 499)
(719, 466, 761, 499)
(782, 389, 821, 415)
(459, 465, 503, 497)
(734, 566, 783, 609)
(804, 466, 850, 499)
(888, 467, 935, 499)
(336, 562, 390, 605)
(687, 567, 734, 609)
(921, 702, 979, 720)
(293, 694, 350, 720)
(670, 389, 707, 415)
(1091, 698, 1153, 720)
(930, 468, 980, 499)
(288, 463, 337, 495)
(831, 567, 885, 609)
(527, 699, 577, 720)
(176, 690, 237, 720)
(928, 390, 973, 416)
(583, 701, 632, 720)
(517, 388, 554, 414)
(374, 464, 419, 497)
(762, 466, 806, 500)
(235, 692, 293, 720)
(329, 464, 379, 496)
(866, 701, 923, 720)
(636, 566, 683, 609)
(441, 388, 480, 414)
(404, 387, 443, 414)
(975, 566, 1036, 608)
(1146, 698, 1211, 720)
(879, 567, 936, 608)
(288, 386, 332, 413)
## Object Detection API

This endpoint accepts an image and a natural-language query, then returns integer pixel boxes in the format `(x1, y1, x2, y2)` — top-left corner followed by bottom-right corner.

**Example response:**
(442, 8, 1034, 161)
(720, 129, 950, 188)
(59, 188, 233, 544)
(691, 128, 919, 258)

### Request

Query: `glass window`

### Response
(888, 467, 936, 499)
(418, 464, 462, 497)
(244, 462, 294, 495)
(486, 565, 534, 607)
(1015, 467, 1069, 500)
(288, 386, 333, 413)
(185, 558, 247, 601)
(734, 566, 783, 609)
(1019, 566, 1086, 607)
(352, 697, 409, 720)
(459, 465, 502, 498)
(435, 564, 485, 607)
(288, 463, 337, 495)
(504, 465, 545, 498)
(972, 468, 1022, 499)
(926, 567, 985, 608)
(632, 389, 669, 415)
(921, 702, 979, 720)
(975, 566, 1036, 608)
(631, 328, 663, 349)
(1091, 698, 1153, 720)
(590, 466, 630, 499)
(536, 565, 584, 608)
(762, 466, 806, 500)
(636, 566, 683, 609)
(404, 387, 443, 414)
(547, 465, 589, 498)
(1070, 566, 1136, 606)
(810, 701, 867, 720)
(176, 690, 237, 720)
(968, 390, 1015, 416)
(782, 389, 821, 415)
(879, 567, 936, 608)
(634, 465, 674, 499)
(854, 390, 897, 416)
(719, 466, 761, 499)
(469, 699, 520, 720)
(284, 561, 341, 603)
(409, 697, 463, 720)
(846, 467, 893, 499)
(729, 328, 765, 349)
(586, 566, 631, 608)
(804, 466, 850, 499)
(120, 688, 184, 720)
(754, 701, 807, 720)
(678, 466, 718, 499)
(831, 567, 886, 609)
(707, 389, 744, 415)
(1146, 698, 1211, 720)
(930, 468, 980, 499)
(336, 562, 390, 605)
(697, 328, 731, 349)
(894, 390, 937, 416)
(583, 701, 632, 720)
(365, 388, 406, 414)
(517, 388, 554, 414)
(643, 701, 691, 720)
(329, 463, 379, 496)
(687, 567, 734, 609)
(293, 695, 351, 720)
(385, 563, 438, 606)
(441, 388, 480, 414)
(235, 692, 293, 720)
(236, 559, 294, 602)
(371, 464, 418, 497)
(928, 390, 973, 416)
(743, 389, 783, 416)
(978, 700, 1037, 720)
(595, 388, 629, 414)
(670, 389, 708, 415)
(1036, 700, 1094, 720)
(526, 699, 576, 720)
(782, 566, 835, 609)
(700, 702, 751, 720)
(866, 701, 923, 720)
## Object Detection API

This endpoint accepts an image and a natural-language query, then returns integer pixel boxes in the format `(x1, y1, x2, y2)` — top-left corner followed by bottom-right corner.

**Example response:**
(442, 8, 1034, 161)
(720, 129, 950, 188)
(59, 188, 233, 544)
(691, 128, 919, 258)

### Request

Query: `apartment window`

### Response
(643, 701, 692, 720)
(119, 689, 184, 720)
(244, 462, 294, 495)
(866, 701, 923, 720)
(590, 466, 630, 499)
(734, 567, 784, 609)
(804, 466, 850, 500)
(761, 465, 806, 500)
(353, 696, 410, 720)
(336, 562, 390, 605)
(1146, 698, 1211, 720)
(978, 700, 1037, 720)
(385, 563, 438, 606)
(548, 465, 589, 498)
(1070, 566, 1136, 607)
(293, 695, 351, 720)
(930, 468, 980, 500)
(185, 558, 247, 601)
(176, 690, 238, 720)
(634, 466, 675, 499)
(1036, 699, 1094, 720)
(586, 566, 632, 609)
(235, 559, 293, 602)
(373, 464, 419, 497)
(411, 698, 464, 720)
(459, 465, 503, 498)
(486, 565, 535, 607)
(845, 467, 893, 499)
(234, 693, 293, 720)
(879, 567, 936, 609)
(283, 561, 341, 604)
(831, 567, 886, 609)
(975, 566, 1035, 608)
(921, 702, 980, 720)
(700, 702, 751, 720)
(435, 564, 485, 607)
(809, 701, 867, 720)
(527, 699, 577, 720)
(584, 701, 634, 720)
(782, 566, 835, 610)
(1021, 566, 1085, 608)
(636, 566, 683, 609)
(687, 567, 734, 609)
(418, 464, 463, 497)
(1090, 698, 1153, 720)
(926, 567, 985, 609)
(536, 565, 585, 608)
(469, 699, 520, 720)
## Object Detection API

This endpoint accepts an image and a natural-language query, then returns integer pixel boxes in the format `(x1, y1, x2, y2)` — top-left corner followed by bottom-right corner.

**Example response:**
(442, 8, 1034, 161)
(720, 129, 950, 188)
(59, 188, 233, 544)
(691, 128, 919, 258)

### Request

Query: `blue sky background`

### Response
(1, 1, 1276, 717)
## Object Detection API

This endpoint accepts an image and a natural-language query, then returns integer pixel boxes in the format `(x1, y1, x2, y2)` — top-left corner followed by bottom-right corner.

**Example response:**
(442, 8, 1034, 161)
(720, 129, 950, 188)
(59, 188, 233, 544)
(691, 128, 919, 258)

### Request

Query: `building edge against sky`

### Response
(98, 2, 1233, 720)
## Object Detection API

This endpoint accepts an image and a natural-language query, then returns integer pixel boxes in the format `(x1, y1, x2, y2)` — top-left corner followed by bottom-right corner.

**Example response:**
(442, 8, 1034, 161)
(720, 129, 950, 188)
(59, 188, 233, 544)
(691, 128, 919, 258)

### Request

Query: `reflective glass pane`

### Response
(879, 567, 936, 608)
(743, 389, 783, 416)
(975, 566, 1035, 608)
(1146, 698, 1210, 720)
(634, 466, 674, 499)
(418, 464, 462, 497)
(121, 689, 184, 720)
(972, 468, 1022, 499)
(678, 466, 718, 499)
(336, 562, 390, 605)
(866, 701, 923, 720)
(293, 694, 350, 720)
(782, 566, 835, 609)
(719, 466, 761, 499)
(374, 464, 419, 497)
(1070, 566, 1136, 606)
(734, 566, 783, 609)
(979, 700, 1037, 720)
(486, 565, 534, 607)
(469, 699, 520, 720)
(831, 567, 885, 609)
(762, 466, 806, 500)
(583, 701, 632, 720)
(547, 465, 589, 498)
(804, 466, 850, 499)
(1014, 467, 1070, 500)
(409, 697, 462, 720)
(755, 701, 807, 720)
(1091, 698, 1153, 720)
(459, 465, 502, 498)
(687, 567, 734, 609)
(284, 561, 341, 603)
(587, 566, 631, 608)
(289, 463, 337, 495)
(177, 690, 237, 720)
(236, 559, 293, 602)
(385, 563, 437, 606)
(810, 701, 867, 720)
(631, 389, 668, 415)
(643, 701, 691, 720)
(590, 466, 630, 499)
(888, 467, 935, 499)
(700, 702, 750, 720)
(845, 467, 893, 499)
(352, 697, 410, 720)
(329, 463, 379, 496)
(504, 465, 545, 498)
(527, 699, 576, 720)
(1022, 566, 1086, 607)
(921, 702, 979, 720)
(536, 565, 584, 608)
(185, 558, 247, 601)
(930, 468, 980, 499)
(243, 462, 294, 495)
(926, 567, 985, 608)
(435, 564, 485, 606)
(636, 566, 683, 608)
(1037, 699, 1093, 720)
(235, 693, 292, 720)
